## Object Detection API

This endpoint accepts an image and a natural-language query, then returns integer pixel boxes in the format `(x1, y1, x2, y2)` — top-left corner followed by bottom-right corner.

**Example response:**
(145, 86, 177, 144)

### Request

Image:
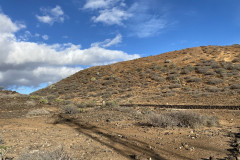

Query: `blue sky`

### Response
(0, 0, 239, 94)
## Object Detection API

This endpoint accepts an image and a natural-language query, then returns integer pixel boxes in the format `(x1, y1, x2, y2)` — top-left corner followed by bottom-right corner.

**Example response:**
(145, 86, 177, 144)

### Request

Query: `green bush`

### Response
(30, 95, 41, 100)
(39, 98, 48, 104)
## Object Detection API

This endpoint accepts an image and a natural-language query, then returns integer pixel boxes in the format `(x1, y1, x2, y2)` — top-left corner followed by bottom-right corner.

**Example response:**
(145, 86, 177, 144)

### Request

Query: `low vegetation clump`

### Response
(206, 78, 223, 85)
(185, 77, 202, 83)
(103, 101, 119, 108)
(206, 86, 222, 92)
(148, 110, 219, 128)
(61, 105, 79, 114)
(26, 109, 50, 117)
(29, 95, 41, 100)
(18, 147, 72, 160)
(0, 135, 4, 144)
(230, 84, 240, 90)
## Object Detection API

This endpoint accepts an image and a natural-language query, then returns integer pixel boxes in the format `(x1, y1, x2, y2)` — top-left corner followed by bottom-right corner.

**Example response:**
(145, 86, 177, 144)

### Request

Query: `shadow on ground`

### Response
(52, 114, 193, 160)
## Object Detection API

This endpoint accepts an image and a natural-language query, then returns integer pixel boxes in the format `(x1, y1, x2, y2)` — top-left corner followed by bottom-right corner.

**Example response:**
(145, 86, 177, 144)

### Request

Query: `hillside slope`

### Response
(32, 45, 240, 106)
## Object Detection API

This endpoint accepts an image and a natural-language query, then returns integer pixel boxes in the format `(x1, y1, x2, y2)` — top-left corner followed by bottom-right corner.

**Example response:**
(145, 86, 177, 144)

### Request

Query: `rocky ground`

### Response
(1, 99, 240, 159)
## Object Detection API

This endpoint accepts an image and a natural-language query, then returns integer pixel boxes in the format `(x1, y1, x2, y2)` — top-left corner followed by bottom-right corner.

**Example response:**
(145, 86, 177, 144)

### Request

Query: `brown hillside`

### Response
(32, 45, 240, 106)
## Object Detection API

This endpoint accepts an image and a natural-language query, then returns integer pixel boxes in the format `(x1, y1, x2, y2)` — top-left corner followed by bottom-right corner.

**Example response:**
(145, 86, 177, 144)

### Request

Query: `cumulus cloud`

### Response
(0, 13, 26, 33)
(36, 5, 65, 25)
(91, 34, 122, 48)
(0, 12, 140, 90)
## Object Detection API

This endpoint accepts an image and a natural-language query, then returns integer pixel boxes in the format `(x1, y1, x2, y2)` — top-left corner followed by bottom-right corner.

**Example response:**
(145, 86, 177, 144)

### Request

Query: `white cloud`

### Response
(84, 0, 122, 10)
(0, 12, 140, 89)
(0, 13, 25, 33)
(36, 5, 65, 25)
(92, 7, 131, 25)
(83, 0, 130, 25)
(42, 35, 49, 40)
(127, 1, 169, 38)
(18, 31, 49, 42)
(131, 17, 167, 38)
(36, 15, 53, 24)
(91, 34, 122, 48)
(83, 0, 170, 37)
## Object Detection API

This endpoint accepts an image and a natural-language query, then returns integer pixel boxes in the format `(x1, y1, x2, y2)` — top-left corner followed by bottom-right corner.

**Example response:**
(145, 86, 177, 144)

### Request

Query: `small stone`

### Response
(189, 147, 194, 151)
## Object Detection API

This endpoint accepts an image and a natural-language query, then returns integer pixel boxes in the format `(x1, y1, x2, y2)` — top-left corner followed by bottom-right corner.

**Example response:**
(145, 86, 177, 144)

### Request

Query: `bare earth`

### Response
(1, 104, 240, 160)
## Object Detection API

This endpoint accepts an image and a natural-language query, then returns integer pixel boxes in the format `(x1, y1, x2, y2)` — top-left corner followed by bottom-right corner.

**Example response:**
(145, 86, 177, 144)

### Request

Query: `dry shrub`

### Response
(148, 110, 219, 128)
(26, 109, 50, 117)
(232, 58, 240, 63)
(103, 101, 119, 108)
(18, 147, 72, 160)
(169, 84, 182, 89)
(230, 84, 240, 90)
(61, 105, 79, 114)
(166, 74, 179, 81)
(195, 66, 211, 74)
(206, 86, 222, 92)
(0, 135, 4, 144)
(206, 78, 223, 85)
(180, 65, 194, 74)
(185, 77, 202, 83)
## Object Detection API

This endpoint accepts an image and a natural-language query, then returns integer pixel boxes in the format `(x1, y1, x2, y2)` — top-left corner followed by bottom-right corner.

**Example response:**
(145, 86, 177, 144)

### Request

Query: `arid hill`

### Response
(32, 45, 240, 106)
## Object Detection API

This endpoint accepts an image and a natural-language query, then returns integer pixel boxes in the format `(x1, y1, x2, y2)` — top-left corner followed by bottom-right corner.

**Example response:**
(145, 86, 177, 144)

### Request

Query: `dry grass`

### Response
(0, 135, 4, 144)
(18, 147, 72, 160)
(148, 110, 219, 128)
(26, 109, 50, 117)
(61, 105, 79, 114)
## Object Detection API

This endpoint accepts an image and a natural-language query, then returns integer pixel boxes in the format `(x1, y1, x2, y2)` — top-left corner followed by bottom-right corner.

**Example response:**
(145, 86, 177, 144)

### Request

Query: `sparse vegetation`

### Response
(148, 111, 219, 128)
(185, 77, 202, 83)
(18, 147, 72, 160)
(103, 101, 119, 108)
(61, 105, 79, 114)
(26, 109, 50, 117)
(206, 86, 222, 92)
(0, 135, 4, 144)
(230, 84, 240, 90)
(30, 95, 41, 100)
(206, 78, 223, 85)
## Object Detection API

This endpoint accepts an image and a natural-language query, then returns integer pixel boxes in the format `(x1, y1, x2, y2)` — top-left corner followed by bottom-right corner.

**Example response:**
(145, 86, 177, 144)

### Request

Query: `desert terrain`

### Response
(1, 45, 240, 160)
